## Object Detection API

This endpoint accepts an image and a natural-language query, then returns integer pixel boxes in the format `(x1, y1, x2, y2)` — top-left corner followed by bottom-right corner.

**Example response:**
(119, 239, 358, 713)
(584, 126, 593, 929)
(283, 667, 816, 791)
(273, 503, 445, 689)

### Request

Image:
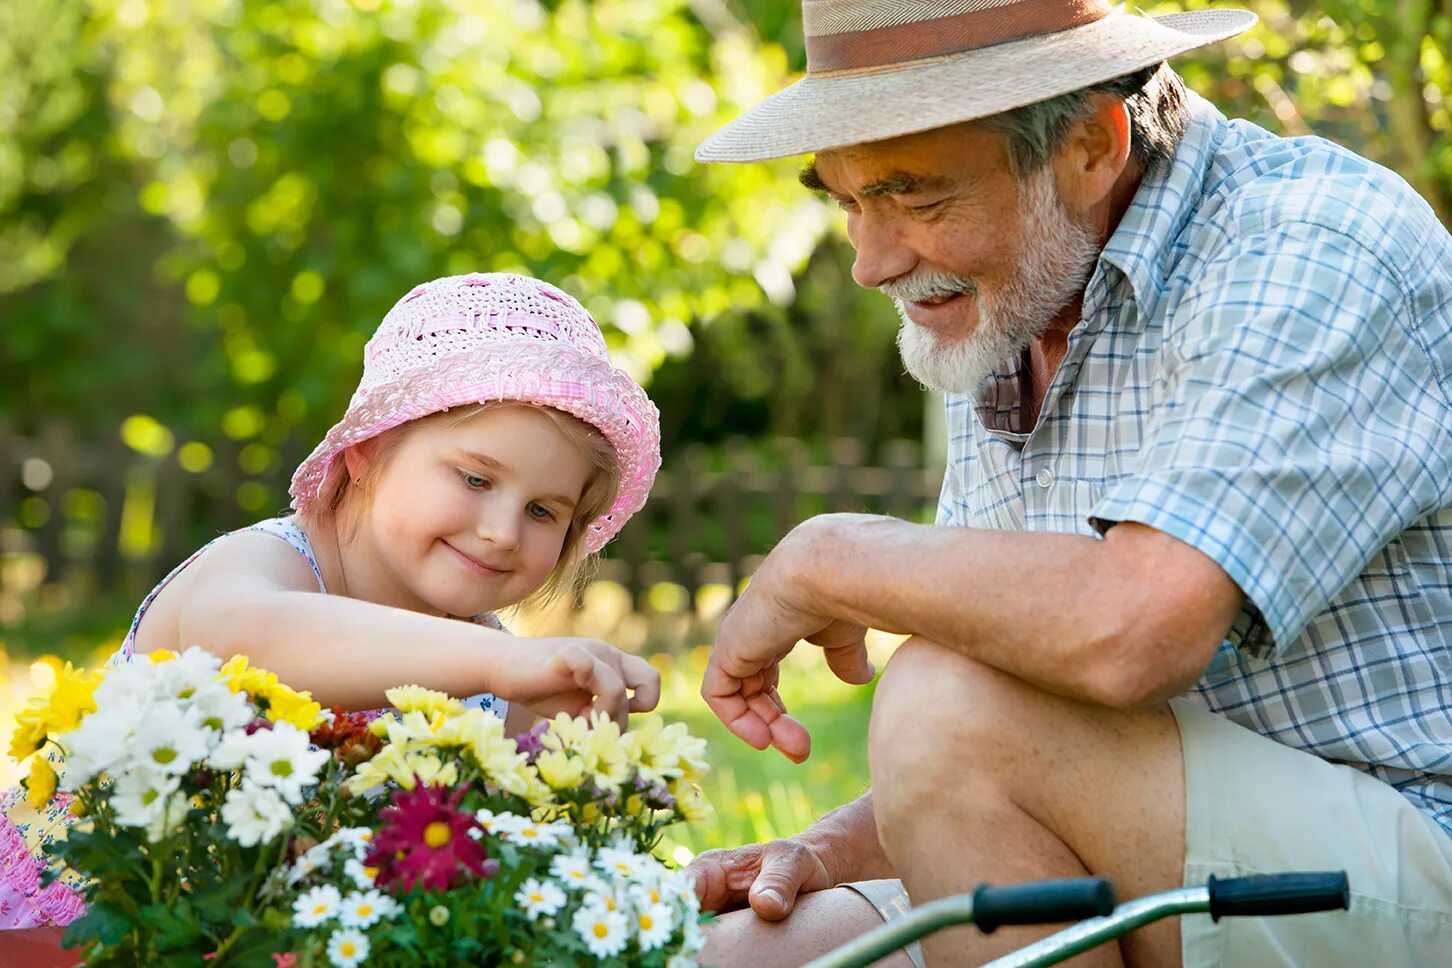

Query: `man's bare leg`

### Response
(699, 889, 917, 968)
(869, 637, 1186, 967)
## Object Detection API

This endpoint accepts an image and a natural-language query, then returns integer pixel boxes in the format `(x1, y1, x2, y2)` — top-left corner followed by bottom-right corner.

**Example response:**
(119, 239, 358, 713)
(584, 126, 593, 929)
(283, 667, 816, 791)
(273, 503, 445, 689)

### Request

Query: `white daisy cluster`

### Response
(285, 827, 401, 967)
(55, 646, 327, 845)
(499, 811, 705, 963)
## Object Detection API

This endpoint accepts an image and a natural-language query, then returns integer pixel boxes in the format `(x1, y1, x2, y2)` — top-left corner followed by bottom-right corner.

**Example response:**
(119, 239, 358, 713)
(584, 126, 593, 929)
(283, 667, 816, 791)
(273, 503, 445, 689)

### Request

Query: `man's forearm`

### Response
(794, 792, 893, 884)
(789, 514, 1240, 706)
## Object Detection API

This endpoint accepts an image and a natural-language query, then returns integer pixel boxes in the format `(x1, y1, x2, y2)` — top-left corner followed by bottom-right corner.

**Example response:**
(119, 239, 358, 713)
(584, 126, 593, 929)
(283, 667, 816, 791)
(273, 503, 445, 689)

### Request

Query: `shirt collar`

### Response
(1093, 90, 1228, 321)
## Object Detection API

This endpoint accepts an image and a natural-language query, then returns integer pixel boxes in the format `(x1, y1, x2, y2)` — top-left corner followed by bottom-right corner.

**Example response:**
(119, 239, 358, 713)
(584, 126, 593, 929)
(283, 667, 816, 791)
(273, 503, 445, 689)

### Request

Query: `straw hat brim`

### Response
(696, 9, 1256, 163)
(288, 345, 661, 554)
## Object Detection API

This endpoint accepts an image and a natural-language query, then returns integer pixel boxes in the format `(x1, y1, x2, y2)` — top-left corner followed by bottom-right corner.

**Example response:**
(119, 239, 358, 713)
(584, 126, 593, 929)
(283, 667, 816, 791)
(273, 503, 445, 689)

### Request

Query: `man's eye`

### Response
(832, 197, 859, 213)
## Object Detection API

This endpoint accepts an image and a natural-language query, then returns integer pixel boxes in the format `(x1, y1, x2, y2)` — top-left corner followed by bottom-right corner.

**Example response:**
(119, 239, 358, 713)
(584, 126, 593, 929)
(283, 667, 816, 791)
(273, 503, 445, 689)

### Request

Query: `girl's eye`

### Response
(527, 503, 556, 522)
(457, 471, 489, 490)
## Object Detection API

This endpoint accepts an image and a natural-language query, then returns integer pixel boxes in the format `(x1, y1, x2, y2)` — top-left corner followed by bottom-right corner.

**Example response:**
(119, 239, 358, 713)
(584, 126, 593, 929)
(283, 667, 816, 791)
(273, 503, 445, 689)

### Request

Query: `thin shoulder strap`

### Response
(245, 517, 327, 593)
(112, 516, 327, 667)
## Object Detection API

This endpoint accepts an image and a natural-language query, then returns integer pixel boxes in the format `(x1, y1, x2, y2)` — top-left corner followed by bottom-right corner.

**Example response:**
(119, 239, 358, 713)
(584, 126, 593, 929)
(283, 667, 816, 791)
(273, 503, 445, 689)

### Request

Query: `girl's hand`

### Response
(496, 637, 660, 728)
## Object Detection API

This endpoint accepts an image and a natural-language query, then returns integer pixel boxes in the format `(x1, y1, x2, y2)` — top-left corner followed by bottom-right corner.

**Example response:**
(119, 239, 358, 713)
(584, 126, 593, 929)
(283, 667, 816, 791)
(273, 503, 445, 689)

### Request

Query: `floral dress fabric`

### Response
(0, 516, 506, 928)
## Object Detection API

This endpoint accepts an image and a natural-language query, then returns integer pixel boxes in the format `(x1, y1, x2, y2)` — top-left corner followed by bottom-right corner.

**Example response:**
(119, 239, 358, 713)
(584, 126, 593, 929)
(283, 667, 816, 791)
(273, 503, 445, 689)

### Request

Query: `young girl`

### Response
(0, 272, 664, 929)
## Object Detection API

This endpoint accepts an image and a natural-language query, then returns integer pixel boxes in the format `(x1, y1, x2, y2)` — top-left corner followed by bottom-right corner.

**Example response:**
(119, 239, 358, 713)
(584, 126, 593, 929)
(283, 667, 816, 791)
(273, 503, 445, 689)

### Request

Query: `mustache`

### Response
(879, 269, 979, 303)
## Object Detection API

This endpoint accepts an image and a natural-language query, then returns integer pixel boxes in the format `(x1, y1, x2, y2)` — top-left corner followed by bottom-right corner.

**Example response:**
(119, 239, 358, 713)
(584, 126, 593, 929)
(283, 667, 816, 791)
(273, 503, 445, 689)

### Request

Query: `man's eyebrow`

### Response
(798, 162, 953, 198)
(799, 160, 827, 192)
(457, 450, 579, 508)
(860, 171, 954, 197)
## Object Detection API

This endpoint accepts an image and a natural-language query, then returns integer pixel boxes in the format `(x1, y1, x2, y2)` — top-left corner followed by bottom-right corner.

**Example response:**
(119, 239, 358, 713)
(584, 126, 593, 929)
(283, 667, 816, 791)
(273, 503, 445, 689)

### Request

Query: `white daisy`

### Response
(130, 702, 209, 774)
(573, 904, 629, 958)
(292, 884, 342, 928)
(508, 820, 565, 849)
(326, 927, 370, 968)
(236, 723, 330, 804)
(338, 888, 397, 929)
(636, 901, 675, 952)
(514, 878, 567, 920)
(109, 766, 182, 838)
(152, 646, 223, 700)
(343, 857, 378, 891)
(595, 846, 644, 880)
(329, 827, 374, 855)
(188, 682, 253, 734)
(550, 852, 595, 889)
(221, 781, 293, 847)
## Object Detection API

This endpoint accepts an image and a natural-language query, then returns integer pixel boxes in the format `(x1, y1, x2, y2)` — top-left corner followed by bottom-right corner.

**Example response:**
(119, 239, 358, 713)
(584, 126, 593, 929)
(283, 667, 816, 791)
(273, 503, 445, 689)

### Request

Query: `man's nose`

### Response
(849, 216, 917, 291)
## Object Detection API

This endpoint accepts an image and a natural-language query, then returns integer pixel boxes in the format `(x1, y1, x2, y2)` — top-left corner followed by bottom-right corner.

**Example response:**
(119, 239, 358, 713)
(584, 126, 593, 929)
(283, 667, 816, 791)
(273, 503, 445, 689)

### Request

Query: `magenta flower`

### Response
(366, 782, 492, 893)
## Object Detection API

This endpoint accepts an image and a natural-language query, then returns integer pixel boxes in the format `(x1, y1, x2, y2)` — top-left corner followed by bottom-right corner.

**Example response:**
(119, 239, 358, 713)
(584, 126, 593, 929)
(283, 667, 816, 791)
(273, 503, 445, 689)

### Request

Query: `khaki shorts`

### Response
(843, 700, 1452, 966)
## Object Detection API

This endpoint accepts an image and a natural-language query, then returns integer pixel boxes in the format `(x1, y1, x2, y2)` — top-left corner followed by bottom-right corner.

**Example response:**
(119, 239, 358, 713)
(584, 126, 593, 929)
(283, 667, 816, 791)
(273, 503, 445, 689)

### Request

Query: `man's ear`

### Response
(1052, 93, 1133, 211)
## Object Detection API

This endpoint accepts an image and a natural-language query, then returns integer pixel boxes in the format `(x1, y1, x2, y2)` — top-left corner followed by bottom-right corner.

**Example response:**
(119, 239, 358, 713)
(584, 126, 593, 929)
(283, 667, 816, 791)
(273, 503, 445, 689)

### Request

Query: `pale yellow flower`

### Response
(623, 716, 708, 785)
(385, 685, 463, 718)
(535, 749, 586, 790)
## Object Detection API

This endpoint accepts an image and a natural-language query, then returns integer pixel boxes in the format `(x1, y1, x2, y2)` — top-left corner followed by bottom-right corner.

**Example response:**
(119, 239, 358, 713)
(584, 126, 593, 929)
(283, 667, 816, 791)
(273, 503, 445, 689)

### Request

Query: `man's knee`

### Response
(870, 636, 1021, 761)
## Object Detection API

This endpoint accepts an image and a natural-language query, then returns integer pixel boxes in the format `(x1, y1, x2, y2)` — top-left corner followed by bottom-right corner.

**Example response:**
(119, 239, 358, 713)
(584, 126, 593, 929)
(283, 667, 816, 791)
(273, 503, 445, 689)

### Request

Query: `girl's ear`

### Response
(341, 444, 371, 486)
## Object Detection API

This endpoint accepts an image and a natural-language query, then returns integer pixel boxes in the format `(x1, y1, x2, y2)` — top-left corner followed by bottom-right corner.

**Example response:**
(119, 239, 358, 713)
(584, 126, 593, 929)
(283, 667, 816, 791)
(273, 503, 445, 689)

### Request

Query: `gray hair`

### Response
(982, 64, 1190, 180)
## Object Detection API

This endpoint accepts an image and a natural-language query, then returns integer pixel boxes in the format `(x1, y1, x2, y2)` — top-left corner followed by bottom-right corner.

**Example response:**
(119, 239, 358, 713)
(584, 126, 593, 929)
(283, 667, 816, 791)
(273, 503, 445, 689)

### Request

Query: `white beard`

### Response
(885, 165, 1102, 394)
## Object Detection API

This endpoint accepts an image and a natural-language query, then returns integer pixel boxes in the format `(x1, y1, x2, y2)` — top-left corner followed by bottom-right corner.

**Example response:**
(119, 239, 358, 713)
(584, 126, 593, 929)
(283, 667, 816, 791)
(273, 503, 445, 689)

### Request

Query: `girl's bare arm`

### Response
(143, 532, 657, 721)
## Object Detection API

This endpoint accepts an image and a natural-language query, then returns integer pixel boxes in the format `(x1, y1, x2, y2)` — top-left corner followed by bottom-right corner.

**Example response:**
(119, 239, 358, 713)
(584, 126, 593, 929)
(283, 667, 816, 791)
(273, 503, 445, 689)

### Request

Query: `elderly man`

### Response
(686, 2, 1452, 966)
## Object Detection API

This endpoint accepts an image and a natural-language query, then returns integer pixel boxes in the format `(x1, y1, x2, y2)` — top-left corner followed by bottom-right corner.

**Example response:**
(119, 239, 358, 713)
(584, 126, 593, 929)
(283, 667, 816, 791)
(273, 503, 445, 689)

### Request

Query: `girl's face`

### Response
(345, 406, 592, 618)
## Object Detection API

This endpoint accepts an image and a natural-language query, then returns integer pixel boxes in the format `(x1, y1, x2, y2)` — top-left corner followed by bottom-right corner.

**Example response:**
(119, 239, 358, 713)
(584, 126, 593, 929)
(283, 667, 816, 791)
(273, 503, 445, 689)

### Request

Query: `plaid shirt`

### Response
(937, 92, 1452, 835)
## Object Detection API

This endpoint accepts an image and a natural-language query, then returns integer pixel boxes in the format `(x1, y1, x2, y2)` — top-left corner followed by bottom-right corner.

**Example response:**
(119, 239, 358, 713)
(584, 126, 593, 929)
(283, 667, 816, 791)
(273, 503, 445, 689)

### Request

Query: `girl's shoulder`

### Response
(114, 517, 327, 665)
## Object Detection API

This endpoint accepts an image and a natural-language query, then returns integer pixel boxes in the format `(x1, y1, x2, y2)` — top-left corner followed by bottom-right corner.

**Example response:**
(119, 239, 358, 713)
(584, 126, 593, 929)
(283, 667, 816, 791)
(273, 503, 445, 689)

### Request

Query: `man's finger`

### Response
(701, 663, 772, 750)
(823, 641, 876, 686)
(748, 844, 815, 921)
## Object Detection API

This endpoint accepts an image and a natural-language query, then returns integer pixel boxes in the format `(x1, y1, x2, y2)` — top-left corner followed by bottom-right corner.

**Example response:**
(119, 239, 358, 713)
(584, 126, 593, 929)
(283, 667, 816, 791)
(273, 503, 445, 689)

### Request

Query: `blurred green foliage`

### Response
(1, 0, 1447, 465)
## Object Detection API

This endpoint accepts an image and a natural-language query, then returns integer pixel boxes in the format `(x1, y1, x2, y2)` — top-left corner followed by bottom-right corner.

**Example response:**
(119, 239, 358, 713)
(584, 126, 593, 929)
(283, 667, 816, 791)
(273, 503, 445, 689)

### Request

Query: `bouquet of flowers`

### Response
(10, 646, 341, 965)
(10, 652, 713, 967)
(268, 687, 711, 966)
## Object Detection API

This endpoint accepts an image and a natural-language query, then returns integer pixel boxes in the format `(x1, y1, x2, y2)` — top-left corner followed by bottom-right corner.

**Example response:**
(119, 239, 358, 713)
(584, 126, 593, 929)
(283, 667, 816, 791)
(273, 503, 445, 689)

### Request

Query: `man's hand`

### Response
(701, 515, 876, 760)
(686, 838, 835, 920)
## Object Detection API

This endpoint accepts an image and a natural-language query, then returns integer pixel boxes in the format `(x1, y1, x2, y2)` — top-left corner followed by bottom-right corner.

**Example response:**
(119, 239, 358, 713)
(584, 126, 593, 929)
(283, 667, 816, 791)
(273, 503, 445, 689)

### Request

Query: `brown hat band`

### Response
(806, 0, 1113, 74)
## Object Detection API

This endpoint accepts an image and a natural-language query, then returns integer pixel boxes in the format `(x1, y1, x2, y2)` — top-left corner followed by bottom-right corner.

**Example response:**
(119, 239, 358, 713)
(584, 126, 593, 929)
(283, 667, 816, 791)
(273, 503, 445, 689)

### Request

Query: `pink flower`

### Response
(365, 782, 493, 893)
(272, 953, 298, 967)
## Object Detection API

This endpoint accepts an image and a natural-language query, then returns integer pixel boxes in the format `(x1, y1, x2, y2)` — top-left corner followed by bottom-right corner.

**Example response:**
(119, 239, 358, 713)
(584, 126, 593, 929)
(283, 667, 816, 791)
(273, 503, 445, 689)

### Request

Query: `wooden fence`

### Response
(0, 421, 945, 629)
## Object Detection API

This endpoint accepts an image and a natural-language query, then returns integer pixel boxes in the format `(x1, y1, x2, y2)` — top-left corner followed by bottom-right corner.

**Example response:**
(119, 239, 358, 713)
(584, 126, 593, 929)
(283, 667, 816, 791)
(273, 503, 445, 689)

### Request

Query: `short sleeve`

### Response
(1090, 222, 1452, 655)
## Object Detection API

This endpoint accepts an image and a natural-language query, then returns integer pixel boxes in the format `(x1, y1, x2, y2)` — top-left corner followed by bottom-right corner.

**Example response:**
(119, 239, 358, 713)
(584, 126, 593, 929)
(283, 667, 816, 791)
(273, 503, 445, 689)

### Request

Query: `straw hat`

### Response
(696, 0, 1256, 162)
(289, 274, 661, 554)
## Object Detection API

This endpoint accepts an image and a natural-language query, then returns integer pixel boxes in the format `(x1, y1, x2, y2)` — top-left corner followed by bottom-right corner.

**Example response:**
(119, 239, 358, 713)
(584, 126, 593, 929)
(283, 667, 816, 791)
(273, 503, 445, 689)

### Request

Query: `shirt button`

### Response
(1034, 468, 1054, 489)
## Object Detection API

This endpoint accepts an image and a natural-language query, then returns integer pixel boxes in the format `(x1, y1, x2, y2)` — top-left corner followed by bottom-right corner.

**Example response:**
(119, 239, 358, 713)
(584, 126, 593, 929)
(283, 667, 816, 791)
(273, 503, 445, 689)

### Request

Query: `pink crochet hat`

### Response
(289, 273, 661, 554)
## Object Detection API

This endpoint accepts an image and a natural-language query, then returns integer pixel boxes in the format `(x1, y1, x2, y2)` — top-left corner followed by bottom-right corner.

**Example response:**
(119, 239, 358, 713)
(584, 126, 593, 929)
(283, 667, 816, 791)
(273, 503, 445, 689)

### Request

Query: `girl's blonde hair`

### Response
(298, 402, 621, 611)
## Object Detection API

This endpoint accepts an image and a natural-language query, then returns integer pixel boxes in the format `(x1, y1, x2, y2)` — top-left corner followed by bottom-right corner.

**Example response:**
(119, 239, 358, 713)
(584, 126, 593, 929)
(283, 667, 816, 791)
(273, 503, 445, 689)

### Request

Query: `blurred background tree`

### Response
(3, 0, 1447, 463)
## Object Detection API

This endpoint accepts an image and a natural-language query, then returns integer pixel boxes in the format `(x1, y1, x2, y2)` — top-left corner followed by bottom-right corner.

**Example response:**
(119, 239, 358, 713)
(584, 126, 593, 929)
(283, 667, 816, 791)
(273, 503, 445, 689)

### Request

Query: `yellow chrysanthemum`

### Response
(24, 756, 58, 809)
(264, 683, 325, 730)
(385, 685, 463, 718)
(217, 655, 279, 697)
(147, 649, 179, 664)
(8, 662, 102, 761)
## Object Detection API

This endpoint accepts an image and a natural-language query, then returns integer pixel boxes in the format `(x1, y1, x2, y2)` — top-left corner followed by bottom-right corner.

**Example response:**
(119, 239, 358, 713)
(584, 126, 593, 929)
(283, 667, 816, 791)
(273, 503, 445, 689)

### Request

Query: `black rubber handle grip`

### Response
(1207, 871, 1350, 922)
(972, 877, 1117, 933)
